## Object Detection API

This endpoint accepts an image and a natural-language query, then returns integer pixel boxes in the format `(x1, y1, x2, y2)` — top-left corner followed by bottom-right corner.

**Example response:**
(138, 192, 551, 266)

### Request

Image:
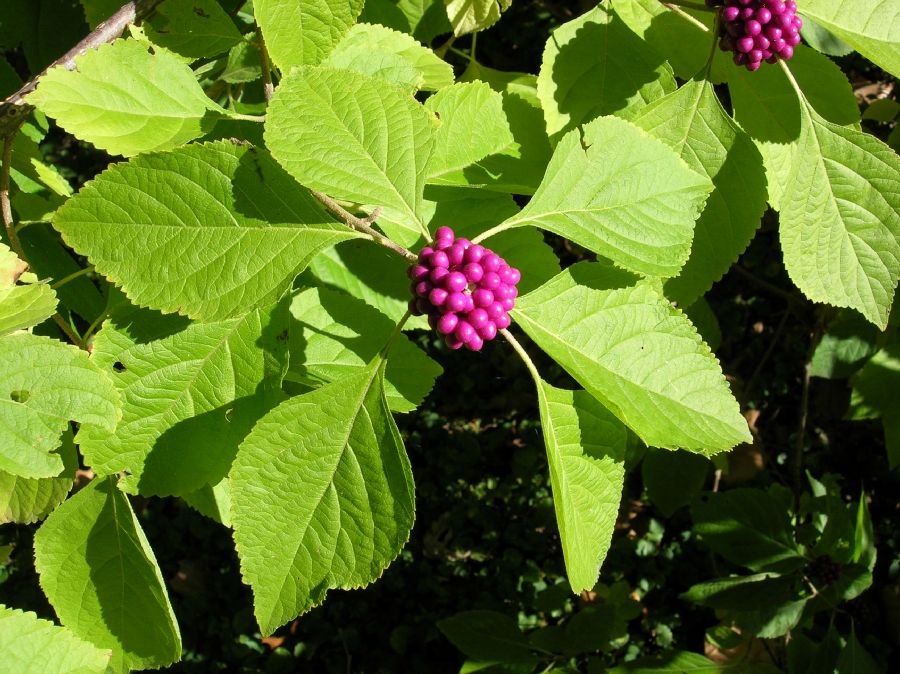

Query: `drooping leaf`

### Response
(77, 301, 289, 496)
(33, 477, 182, 672)
(535, 380, 626, 593)
(254, 0, 366, 71)
(52, 141, 357, 321)
(536, 4, 676, 140)
(0, 242, 57, 336)
(443, 0, 511, 36)
(265, 66, 437, 247)
(849, 334, 900, 468)
(513, 264, 750, 452)
(799, 0, 900, 77)
(437, 611, 539, 665)
(0, 333, 119, 479)
(641, 448, 709, 517)
(181, 477, 232, 527)
(28, 39, 225, 157)
(0, 605, 111, 674)
(360, 0, 453, 44)
(326, 22, 453, 91)
(492, 116, 710, 278)
(143, 0, 242, 60)
(425, 81, 513, 179)
(230, 358, 415, 634)
(286, 286, 441, 412)
(0, 428, 76, 524)
(634, 79, 767, 306)
(692, 488, 805, 573)
(606, 651, 721, 673)
(778, 108, 900, 329)
(835, 624, 882, 674)
(800, 16, 854, 57)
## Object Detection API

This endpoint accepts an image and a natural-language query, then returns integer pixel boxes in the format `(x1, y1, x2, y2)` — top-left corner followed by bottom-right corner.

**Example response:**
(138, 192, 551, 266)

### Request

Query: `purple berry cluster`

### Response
(711, 1, 803, 71)
(408, 227, 520, 352)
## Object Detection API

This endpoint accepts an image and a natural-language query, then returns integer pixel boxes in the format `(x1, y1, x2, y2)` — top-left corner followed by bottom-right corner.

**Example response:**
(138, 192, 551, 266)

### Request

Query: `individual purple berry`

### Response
(409, 227, 521, 352)
(446, 292, 467, 313)
(437, 312, 459, 335)
(468, 308, 490, 329)
(463, 262, 484, 283)
(445, 271, 468, 293)
(477, 321, 498, 341)
(429, 287, 449, 307)
(716, 0, 802, 71)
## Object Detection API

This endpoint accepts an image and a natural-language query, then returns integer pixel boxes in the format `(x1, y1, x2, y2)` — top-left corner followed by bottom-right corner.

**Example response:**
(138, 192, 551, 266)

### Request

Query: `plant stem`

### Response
(311, 191, 417, 262)
(0, 0, 165, 138)
(255, 26, 275, 102)
(662, 0, 714, 11)
(471, 221, 513, 245)
(2, 131, 85, 349)
(380, 311, 412, 358)
(51, 265, 95, 290)
(228, 112, 266, 123)
(500, 328, 542, 387)
(661, 2, 711, 31)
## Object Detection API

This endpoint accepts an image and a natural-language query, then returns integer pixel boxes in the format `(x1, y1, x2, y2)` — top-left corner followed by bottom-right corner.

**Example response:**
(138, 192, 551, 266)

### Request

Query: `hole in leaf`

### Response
(224, 408, 234, 422)
(113, 361, 126, 372)
(10, 390, 30, 403)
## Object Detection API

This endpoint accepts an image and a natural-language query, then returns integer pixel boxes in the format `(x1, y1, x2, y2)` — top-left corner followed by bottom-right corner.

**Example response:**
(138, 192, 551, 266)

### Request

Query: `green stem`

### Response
(380, 311, 412, 359)
(471, 221, 514, 245)
(662, 0, 714, 11)
(228, 112, 266, 123)
(661, 2, 711, 31)
(51, 265, 94, 290)
(500, 328, 542, 388)
(255, 26, 275, 102)
(469, 32, 477, 66)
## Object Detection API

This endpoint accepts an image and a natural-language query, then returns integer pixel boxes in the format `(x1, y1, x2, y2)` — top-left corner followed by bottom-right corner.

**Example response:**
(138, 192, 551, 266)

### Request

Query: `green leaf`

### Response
(0, 242, 57, 336)
(34, 477, 182, 672)
(779, 109, 900, 329)
(0, 605, 111, 674)
(254, 0, 365, 71)
(230, 358, 415, 634)
(634, 79, 767, 307)
(513, 264, 750, 452)
(799, 0, 900, 77)
(728, 45, 860, 210)
(535, 380, 626, 593)
(611, 0, 718, 81)
(810, 310, 881, 379)
(286, 286, 441, 412)
(360, 0, 453, 44)
(265, 66, 437, 247)
(181, 477, 232, 527)
(800, 17, 854, 57)
(536, 5, 676, 140)
(437, 611, 539, 664)
(642, 448, 709, 517)
(306, 240, 418, 324)
(0, 333, 119, 479)
(79, 0, 123, 29)
(77, 301, 289, 496)
(221, 39, 262, 83)
(682, 573, 807, 638)
(443, 0, 511, 36)
(53, 140, 357, 321)
(0, 428, 76, 524)
(692, 488, 805, 573)
(28, 39, 225, 157)
(493, 116, 710, 278)
(326, 22, 453, 91)
(425, 82, 514, 179)
(143, 0, 242, 60)
(835, 624, 882, 674)
(853, 493, 876, 571)
(607, 651, 721, 673)
(458, 62, 553, 195)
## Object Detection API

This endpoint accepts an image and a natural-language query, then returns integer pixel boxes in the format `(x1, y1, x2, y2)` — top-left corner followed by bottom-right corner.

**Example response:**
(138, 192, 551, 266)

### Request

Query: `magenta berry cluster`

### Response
(711, 1, 803, 71)
(408, 226, 520, 352)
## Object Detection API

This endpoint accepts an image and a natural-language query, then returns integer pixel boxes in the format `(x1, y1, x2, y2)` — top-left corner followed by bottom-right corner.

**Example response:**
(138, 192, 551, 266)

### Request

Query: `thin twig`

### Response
(662, 3, 711, 31)
(0, 0, 165, 137)
(51, 265, 95, 290)
(733, 264, 799, 302)
(255, 26, 275, 102)
(791, 311, 826, 498)
(2, 133, 84, 348)
(310, 191, 417, 262)
(744, 305, 792, 400)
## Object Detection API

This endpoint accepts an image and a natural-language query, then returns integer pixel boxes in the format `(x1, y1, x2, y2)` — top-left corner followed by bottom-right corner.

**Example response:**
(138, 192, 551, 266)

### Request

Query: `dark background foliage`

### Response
(1, 1, 898, 672)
